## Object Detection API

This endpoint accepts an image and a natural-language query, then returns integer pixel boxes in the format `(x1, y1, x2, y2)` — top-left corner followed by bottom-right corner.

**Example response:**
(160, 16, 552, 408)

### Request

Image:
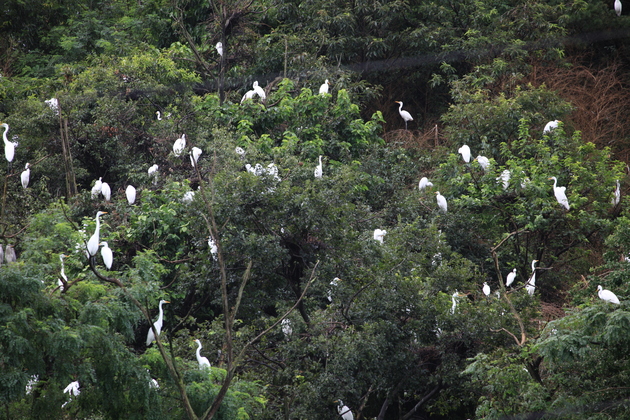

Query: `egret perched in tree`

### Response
(328, 277, 341, 302)
(146, 300, 170, 346)
(1, 123, 16, 162)
(474, 155, 490, 172)
(506, 268, 517, 287)
(549, 177, 570, 210)
(194, 339, 211, 369)
(20, 163, 30, 188)
(319, 79, 330, 95)
(526, 260, 538, 296)
(91, 177, 103, 198)
(314, 155, 323, 179)
(182, 190, 195, 204)
(451, 290, 462, 314)
(62, 380, 80, 408)
(173, 134, 186, 156)
(419, 177, 433, 191)
(215, 41, 223, 56)
(458, 145, 471, 163)
(373, 229, 387, 243)
(613, 180, 621, 206)
(126, 185, 136, 205)
(497, 170, 511, 190)
(252, 81, 266, 101)
(334, 400, 354, 420)
(436, 191, 448, 213)
(395, 101, 413, 130)
(235, 147, 245, 157)
(100, 182, 111, 201)
(87, 211, 107, 257)
(597, 285, 620, 304)
(190, 147, 202, 167)
(241, 89, 256, 103)
(543, 120, 560, 134)
(59, 254, 68, 291)
(615, 0, 622, 16)
(5, 245, 16, 264)
(100, 242, 113, 270)
(483, 282, 491, 296)
(281, 318, 292, 338)
(156, 111, 162, 120)
(208, 235, 218, 260)
(148, 164, 158, 176)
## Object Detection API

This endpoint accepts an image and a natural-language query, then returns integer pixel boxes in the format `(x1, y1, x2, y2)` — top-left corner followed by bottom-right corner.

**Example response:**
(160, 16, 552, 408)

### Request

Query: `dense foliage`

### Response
(2, 0, 630, 419)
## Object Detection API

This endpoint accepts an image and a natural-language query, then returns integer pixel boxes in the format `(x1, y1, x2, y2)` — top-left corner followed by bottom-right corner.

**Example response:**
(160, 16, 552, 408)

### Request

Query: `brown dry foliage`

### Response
(383, 125, 444, 149)
(526, 59, 630, 161)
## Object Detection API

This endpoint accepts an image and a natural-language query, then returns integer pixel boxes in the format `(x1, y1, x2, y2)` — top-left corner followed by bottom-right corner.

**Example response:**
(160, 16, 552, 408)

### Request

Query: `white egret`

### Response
(182, 191, 195, 204)
(126, 185, 136, 205)
(436, 191, 448, 213)
(235, 147, 245, 156)
(335, 400, 354, 420)
(613, 180, 621, 206)
(63, 380, 80, 397)
(597, 285, 620, 304)
(173, 134, 186, 156)
(549, 177, 570, 210)
(395, 101, 413, 130)
(483, 282, 491, 296)
(526, 260, 538, 296)
(615, 0, 622, 16)
(156, 111, 162, 120)
(474, 156, 490, 172)
(91, 177, 103, 198)
(146, 300, 170, 346)
(241, 89, 256, 103)
(100, 182, 111, 201)
(190, 147, 202, 167)
(314, 155, 323, 179)
(215, 41, 223, 56)
(87, 211, 107, 257)
(418, 177, 433, 191)
(148, 164, 158, 176)
(1, 123, 16, 162)
(252, 81, 266, 101)
(373, 229, 387, 244)
(505, 268, 517, 287)
(319, 79, 330, 95)
(328, 277, 341, 302)
(497, 170, 511, 190)
(543, 120, 560, 134)
(100, 242, 113, 270)
(458, 145, 471, 163)
(208, 235, 218, 260)
(281, 318, 292, 338)
(194, 339, 211, 369)
(59, 254, 68, 291)
(5, 245, 16, 264)
(45, 98, 59, 114)
(20, 163, 30, 188)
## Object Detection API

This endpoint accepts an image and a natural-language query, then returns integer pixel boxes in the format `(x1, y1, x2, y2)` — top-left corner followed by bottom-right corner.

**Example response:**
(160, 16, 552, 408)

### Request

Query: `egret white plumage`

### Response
(20, 163, 30, 188)
(126, 185, 136, 205)
(182, 190, 195, 204)
(419, 177, 433, 191)
(63, 380, 80, 397)
(173, 134, 186, 156)
(474, 155, 490, 172)
(100, 242, 113, 270)
(59, 254, 68, 291)
(215, 41, 223, 56)
(373, 229, 387, 243)
(148, 164, 158, 176)
(45, 98, 59, 114)
(252, 81, 266, 101)
(450, 290, 461, 314)
(328, 277, 341, 302)
(194, 339, 211, 369)
(87, 211, 107, 257)
(100, 182, 111, 201)
(91, 177, 103, 198)
(190, 147, 202, 166)
(543, 120, 560, 134)
(436, 191, 448, 213)
(613, 180, 621, 206)
(1, 123, 16, 162)
(241, 89, 256, 103)
(208, 235, 218, 260)
(549, 177, 570, 210)
(235, 147, 245, 156)
(146, 300, 170, 346)
(615, 0, 622, 16)
(483, 282, 490, 296)
(335, 400, 354, 420)
(497, 170, 511, 190)
(319, 79, 330, 95)
(395, 101, 413, 130)
(597, 285, 620, 304)
(526, 260, 538, 296)
(505, 268, 517, 287)
(156, 111, 162, 120)
(314, 155, 323, 179)
(458, 145, 471, 163)
(281, 318, 292, 338)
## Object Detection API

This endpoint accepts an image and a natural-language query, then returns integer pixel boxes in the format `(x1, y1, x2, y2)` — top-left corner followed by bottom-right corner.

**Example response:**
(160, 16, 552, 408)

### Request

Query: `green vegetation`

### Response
(2, 0, 630, 419)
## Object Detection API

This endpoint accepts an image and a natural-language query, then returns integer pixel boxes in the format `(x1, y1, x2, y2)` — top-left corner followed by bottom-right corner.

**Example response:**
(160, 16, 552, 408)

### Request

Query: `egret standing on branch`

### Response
(20, 163, 30, 188)
(615, 0, 622, 16)
(506, 268, 517, 287)
(419, 177, 433, 191)
(395, 101, 413, 130)
(59, 254, 68, 291)
(549, 177, 570, 210)
(1, 123, 16, 163)
(373, 229, 387, 244)
(215, 42, 223, 56)
(319, 79, 330, 95)
(100, 242, 113, 270)
(126, 185, 136, 205)
(190, 147, 202, 167)
(334, 400, 354, 420)
(91, 177, 102, 198)
(526, 260, 538, 296)
(543, 120, 560, 135)
(597, 285, 620, 304)
(474, 155, 490, 172)
(314, 155, 323, 179)
(173, 134, 186, 156)
(146, 300, 170, 346)
(252, 81, 266, 101)
(458, 145, 471, 163)
(436, 191, 448, 213)
(194, 339, 211, 369)
(101, 182, 111, 201)
(87, 211, 107, 257)
(483, 282, 491, 296)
